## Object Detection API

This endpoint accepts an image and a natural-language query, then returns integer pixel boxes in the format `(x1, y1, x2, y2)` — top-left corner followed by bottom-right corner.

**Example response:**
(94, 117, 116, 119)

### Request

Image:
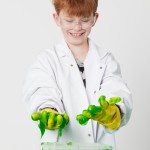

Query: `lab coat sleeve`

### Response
(97, 53, 133, 133)
(22, 50, 65, 142)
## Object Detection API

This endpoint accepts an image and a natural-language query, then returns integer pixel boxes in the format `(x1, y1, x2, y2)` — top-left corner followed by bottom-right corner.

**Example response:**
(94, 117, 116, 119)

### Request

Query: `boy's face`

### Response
(53, 10, 98, 46)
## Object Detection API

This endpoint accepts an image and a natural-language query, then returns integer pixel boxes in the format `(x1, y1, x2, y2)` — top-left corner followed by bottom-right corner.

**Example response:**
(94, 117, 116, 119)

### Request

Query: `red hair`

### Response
(52, 0, 98, 17)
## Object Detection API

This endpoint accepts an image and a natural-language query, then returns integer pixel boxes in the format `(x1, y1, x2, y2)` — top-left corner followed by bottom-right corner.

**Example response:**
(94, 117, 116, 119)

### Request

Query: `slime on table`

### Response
(41, 142, 113, 150)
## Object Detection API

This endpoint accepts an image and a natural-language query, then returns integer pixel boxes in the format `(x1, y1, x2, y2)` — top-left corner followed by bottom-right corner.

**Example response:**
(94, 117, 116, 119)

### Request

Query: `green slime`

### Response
(31, 112, 69, 137)
(76, 95, 121, 125)
(41, 142, 112, 150)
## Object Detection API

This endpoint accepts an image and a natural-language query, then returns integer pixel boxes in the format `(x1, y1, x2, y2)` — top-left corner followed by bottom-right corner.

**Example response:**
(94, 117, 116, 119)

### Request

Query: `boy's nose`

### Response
(73, 23, 82, 30)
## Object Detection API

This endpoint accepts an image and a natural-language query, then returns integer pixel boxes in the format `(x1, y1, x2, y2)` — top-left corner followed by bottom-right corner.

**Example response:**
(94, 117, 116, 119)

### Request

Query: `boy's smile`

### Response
(69, 32, 85, 38)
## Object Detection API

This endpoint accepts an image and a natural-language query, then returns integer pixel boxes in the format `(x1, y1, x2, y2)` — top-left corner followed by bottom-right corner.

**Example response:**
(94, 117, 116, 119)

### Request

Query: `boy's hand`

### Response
(76, 95, 121, 130)
(31, 108, 69, 137)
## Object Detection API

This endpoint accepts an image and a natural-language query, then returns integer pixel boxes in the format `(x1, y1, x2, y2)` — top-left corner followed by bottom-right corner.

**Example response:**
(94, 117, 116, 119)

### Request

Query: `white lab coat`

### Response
(22, 38, 132, 149)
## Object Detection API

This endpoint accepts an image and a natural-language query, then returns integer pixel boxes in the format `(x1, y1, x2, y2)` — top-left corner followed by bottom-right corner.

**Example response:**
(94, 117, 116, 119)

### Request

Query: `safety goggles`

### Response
(59, 15, 96, 30)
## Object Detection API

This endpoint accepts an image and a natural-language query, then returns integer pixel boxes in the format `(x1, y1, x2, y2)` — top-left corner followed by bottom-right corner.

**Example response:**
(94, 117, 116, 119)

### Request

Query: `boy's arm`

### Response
(22, 51, 65, 141)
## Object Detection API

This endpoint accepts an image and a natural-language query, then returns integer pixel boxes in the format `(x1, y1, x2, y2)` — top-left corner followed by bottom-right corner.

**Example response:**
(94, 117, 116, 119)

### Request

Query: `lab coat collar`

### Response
(55, 37, 108, 60)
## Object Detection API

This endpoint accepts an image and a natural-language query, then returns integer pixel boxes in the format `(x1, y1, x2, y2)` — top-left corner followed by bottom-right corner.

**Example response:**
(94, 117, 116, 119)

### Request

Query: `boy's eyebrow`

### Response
(62, 16, 91, 19)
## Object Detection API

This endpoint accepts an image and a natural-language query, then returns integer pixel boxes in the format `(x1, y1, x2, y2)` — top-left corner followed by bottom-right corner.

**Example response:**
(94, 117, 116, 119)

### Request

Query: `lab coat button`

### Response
(70, 64, 73, 67)
(94, 91, 96, 94)
(88, 133, 91, 137)
(100, 66, 103, 69)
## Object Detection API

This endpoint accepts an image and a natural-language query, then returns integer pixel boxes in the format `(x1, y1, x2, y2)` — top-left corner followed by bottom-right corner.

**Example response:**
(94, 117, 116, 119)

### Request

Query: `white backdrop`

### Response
(0, 0, 149, 149)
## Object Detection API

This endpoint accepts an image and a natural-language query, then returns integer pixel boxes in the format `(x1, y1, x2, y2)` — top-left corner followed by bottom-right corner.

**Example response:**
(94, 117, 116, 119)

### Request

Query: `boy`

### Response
(23, 0, 132, 149)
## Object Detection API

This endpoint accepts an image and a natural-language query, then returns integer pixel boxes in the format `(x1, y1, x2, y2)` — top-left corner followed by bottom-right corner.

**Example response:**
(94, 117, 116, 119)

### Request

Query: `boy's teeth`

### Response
(71, 33, 82, 37)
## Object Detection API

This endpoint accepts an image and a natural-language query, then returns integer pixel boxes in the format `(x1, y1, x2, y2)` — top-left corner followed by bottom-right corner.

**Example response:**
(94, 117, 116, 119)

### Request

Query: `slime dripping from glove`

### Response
(76, 95, 121, 130)
(31, 108, 69, 137)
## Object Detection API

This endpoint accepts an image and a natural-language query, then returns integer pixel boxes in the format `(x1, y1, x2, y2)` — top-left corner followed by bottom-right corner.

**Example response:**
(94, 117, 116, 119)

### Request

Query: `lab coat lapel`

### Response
(56, 38, 91, 113)
(84, 38, 107, 104)
(84, 38, 107, 141)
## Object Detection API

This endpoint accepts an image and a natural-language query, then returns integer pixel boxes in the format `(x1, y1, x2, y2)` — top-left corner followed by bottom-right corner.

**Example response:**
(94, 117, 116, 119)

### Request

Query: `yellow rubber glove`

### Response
(31, 108, 69, 137)
(76, 95, 121, 130)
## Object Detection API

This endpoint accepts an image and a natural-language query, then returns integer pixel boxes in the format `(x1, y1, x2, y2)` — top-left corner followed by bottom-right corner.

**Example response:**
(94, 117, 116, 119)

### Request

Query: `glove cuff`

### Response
(40, 108, 59, 114)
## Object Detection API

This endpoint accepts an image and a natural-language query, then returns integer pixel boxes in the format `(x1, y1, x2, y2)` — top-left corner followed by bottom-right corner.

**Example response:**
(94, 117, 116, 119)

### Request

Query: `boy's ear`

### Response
(53, 13, 60, 26)
(95, 12, 99, 23)
(92, 12, 99, 27)
(95, 12, 99, 20)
